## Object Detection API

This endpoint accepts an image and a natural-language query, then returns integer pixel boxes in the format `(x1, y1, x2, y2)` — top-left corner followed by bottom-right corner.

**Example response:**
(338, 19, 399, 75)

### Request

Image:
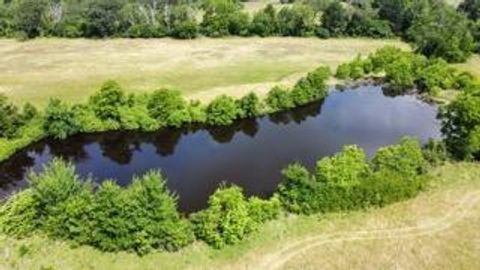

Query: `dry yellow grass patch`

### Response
(0, 37, 408, 106)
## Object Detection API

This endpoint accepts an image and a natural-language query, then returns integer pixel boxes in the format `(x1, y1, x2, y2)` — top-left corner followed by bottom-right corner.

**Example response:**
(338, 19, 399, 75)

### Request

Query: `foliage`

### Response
(85, 0, 124, 37)
(169, 5, 198, 39)
(89, 80, 128, 122)
(277, 4, 316, 37)
(277, 163, 318, 214)
(0, 190, 39, 236)
(147, 89, 187, 126)
(266, 86, 294, 110)
(415, 58, 455, 92)
(321, 1, 349, 36)
(335, 63, 351, 79)
(422, 139, 449, 167)
(43, 99, 80, 139)
(0, 94, 23, 138)
(291, 66, 330, 105)
(236, 92, 261, 118)
(14, 0, 47, 38)
(408, 4, 475, 63)
(191, 185, 278, 248)
(250, 4, 277, 37)
(206, 95, 239, 126)
(201, 0, 249, 37)
(458, 0, 480, 21)
(371, 137, 426, 177)
(315, 145, 371, 188)
(440, 88, 480, 159)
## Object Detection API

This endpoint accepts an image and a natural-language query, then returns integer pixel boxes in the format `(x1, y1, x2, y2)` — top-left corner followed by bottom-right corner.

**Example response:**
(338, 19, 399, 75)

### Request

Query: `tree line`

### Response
(0, 0, 479, 62)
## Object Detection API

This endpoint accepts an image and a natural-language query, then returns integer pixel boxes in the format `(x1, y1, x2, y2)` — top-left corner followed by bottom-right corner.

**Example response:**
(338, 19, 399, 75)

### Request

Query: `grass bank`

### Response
(0, 37, 408, 106)
(1, 162, 479, 270)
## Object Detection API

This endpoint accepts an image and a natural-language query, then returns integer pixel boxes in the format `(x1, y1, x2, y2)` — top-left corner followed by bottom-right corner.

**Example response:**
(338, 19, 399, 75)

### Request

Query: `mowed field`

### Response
(0, 37, 409, 106)
(1, 162, 479, 270)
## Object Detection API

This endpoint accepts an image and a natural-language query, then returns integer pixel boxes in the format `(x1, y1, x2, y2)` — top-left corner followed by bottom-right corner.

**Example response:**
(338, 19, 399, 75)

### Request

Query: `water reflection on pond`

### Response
(0, 85, 441, 212)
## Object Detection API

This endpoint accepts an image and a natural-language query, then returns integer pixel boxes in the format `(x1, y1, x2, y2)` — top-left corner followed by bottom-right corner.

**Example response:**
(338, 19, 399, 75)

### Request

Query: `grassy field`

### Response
(0, 37, 408, 106)
(1, 162, 479, 270)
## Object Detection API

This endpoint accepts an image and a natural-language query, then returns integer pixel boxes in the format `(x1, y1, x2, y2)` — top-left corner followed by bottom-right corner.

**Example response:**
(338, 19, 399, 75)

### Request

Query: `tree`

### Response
(206, 95, 239, 126)
(169, 5, 198, 39)
(250, 4, 277, 37)
(89, 80, 127, 121)
(458, 0, 480, 21)
(266, 86, 294, 110)
(408, 5, 475, 62)
(236, 92, 261, 118)
(43, 98, 80, 139)
(147, 89, 188, 126)
(321, 1, 349, 36)
(277, 4, 316, 36)
(0, 94, 22, 138)
(14, 0, 47, 38)
(85, 0, 124, 37)
(440, 88, 480, 159)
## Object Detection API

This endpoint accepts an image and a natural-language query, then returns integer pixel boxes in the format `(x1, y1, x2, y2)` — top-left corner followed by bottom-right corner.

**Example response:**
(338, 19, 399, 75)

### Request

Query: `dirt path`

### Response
(252, 192, 480, 270)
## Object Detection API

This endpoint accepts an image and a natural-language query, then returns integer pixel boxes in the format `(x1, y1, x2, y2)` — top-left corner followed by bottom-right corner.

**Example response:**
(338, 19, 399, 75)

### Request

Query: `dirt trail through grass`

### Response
(253, 191, 480, 270)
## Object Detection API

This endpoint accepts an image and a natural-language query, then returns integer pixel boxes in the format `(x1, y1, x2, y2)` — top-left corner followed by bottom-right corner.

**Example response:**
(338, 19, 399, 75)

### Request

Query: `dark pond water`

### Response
(0, 85, 441, 212)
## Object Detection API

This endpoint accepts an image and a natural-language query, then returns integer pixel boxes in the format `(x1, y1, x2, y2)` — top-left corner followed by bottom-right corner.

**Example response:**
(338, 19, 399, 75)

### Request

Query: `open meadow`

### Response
(0, 37, 408, 106)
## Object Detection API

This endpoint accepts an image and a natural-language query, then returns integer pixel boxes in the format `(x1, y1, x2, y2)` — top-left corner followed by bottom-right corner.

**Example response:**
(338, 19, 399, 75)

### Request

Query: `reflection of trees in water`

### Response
(97, 132, 141, 164)
(207, 118, 259, 144)
(269, 100, 323, 125)
(0, 152, 35, 189)
(150, 128, 183, 157)
(381, 85, 409, 97)
(47, 135, 89, 163)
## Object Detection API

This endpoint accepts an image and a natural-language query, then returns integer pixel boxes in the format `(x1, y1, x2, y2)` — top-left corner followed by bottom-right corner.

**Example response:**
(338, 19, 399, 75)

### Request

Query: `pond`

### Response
(0, 85, 441, 212)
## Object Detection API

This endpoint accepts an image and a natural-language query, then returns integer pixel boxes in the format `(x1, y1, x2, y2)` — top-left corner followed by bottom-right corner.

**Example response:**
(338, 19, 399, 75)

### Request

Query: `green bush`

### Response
(250, 4, 277, 37)
(290, 66, 330, 106)
(266, 86, 294, 110)
(248, 195, 281, 224)
(321, 1, 349, 37)
(0, 190, 39, 236)
(277, 163, 318, 214)
(384, 56, 416, 90)
(43, 98, 80, 139)
(190, 186, 255, 248)
(147, 89, 188, 126)
(277, 4, 316, 37)
(372, 137, 425, 177)
(416, 59, 455, 93)
(89, 80, 128, 121)
(119, 105, 159, 131)
(206, 95, 239, 126)
(237, 92, 261, 118)
(335, 63, 351, 79)
(0, 94, 23, 138)
(422, 139, 449, 167)
(440, 88, 480, 159)
(316, 145, 371, 188)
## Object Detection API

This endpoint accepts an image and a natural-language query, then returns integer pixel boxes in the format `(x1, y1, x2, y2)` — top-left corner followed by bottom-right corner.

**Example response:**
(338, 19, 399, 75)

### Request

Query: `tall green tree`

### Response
(321, 1, 349, 36)
(14, 0, 47, 38)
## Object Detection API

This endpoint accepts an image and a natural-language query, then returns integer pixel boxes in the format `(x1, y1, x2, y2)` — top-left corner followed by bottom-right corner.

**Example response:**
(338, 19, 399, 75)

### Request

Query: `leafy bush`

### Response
(335, 63, 351, 79)
(266, 86, 294, 110)
(440, 88, 480, 159)
(190, 186, 254, 248)
(321, 1, 349, 37)
(277, 4, 316, 37)
(89, 80, 128, 122)
(416, 59, 455, 93)
(0, 94, 23, 138)
(43, 98, 80, 139)
(384, 55, 416, 90)
(206, 95, 239, 126)
(422, 139, 449, 167)
(0, 190, 39, 236)
(316, 145, 371, 188)
(147, 89, 188, 126)
(169, 5, 198, 39)
(248, 195, 281, 224)
(237, 92, 261, 118)
(277, 163, 318, 214)
(250, 4, 277, 37)
(372, 137, 425, 177)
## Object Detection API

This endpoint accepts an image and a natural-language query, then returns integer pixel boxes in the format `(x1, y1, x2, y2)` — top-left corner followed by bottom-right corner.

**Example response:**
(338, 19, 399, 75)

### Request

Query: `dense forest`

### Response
(0, 0, 479, 62)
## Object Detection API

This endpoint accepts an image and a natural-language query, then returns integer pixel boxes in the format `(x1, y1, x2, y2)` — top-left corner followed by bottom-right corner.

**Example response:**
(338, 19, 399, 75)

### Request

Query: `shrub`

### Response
(321, 1, 349, 37)
(0, 190, 39, 236)
(248, 195, 281, 224)
(316, 145, 371, 188)
(277, 163, 318, 214)
(369, 46, 405, 73)
(372, 137, 425, 177)
(21, 102, 38, 123)
(14, 0, 47, 38)
(169, 5, 198, 39)
(250, 4, 277, 37)
(266, 86, 294, 110)
(89, 80, 128, 122)
(92, 171, 194, 253)
(291, 66, 330, 106)
(384, 56, 416, 90)
(206, 95, 239, 126)
(190, 186, 255, 248)
(119, 105, 159, 131)
(85, 0, 123, 37)
(422, 139, 449, 167)
(0, 94, 23, 138)
(147, 89, 187, 125)
(335, 63, 351, 79)
(188, 101, 207, 123)
(416, 59, 455, 93)
(43, 98, 80, 139)
(237, 92, 261, 118)
(277, 4, 316, 37)
(439, 88, 480, 159)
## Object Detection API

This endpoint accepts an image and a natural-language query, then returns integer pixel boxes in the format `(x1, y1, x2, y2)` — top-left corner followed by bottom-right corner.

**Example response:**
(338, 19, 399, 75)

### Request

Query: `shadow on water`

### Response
(0, 85, 441, 212)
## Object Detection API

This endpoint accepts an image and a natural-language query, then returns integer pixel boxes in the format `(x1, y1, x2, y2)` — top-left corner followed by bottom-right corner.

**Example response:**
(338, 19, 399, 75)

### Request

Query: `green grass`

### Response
(1, 162, 479, 270)
(0, 37, 409, 107)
